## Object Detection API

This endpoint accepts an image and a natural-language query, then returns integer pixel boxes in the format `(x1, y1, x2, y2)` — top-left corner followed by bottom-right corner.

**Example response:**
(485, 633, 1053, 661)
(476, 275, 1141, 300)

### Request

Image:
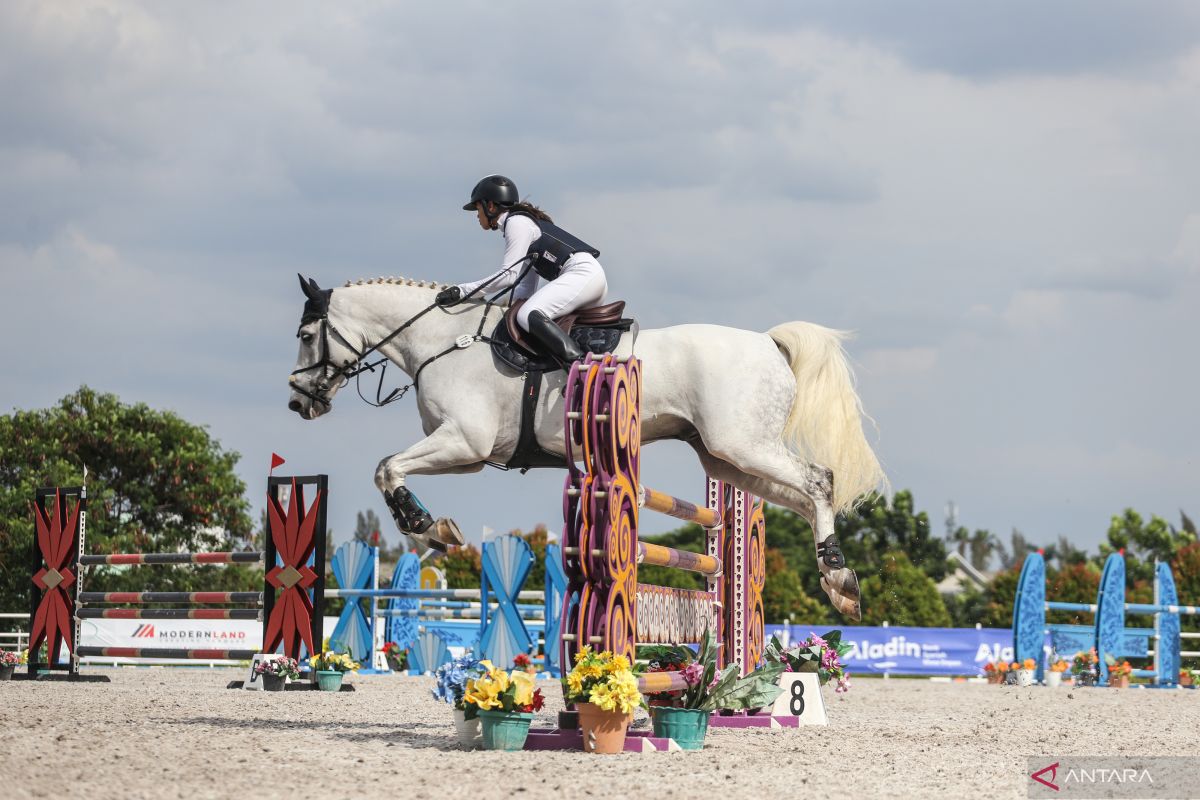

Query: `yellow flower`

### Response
(572, 647, 593, 664)
(566, 671, 584, 695)
(604, 655, 631, 674)
(510, 670, 536, 707)
(464, 669, 509, 710)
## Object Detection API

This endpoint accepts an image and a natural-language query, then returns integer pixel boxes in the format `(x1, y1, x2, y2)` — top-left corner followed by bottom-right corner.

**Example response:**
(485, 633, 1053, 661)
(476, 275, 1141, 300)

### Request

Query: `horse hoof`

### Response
(434, 518, 464, 546)
(820, 567, 861, 621)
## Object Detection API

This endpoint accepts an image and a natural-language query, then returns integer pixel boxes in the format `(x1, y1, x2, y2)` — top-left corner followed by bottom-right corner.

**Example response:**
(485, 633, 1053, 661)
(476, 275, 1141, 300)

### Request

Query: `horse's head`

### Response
(288, 275, 359, 419)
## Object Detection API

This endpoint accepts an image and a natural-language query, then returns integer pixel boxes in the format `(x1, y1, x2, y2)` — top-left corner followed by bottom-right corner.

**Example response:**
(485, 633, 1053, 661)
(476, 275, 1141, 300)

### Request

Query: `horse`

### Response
(287, 275, 886, 619)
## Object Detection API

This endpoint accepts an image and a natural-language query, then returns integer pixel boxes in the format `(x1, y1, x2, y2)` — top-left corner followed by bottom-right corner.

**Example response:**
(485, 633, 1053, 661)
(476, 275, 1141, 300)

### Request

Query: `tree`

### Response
(1172, 542, 1200, 634)
(995, 528, 1036, 571)
(441, 544, 482, 588)
(858, 551, 952, 627)
(355, 509, 383, 545)
(1100, 509, 1197, 584)
(762, 548, 826, 624)
(0, 387, 255, 610)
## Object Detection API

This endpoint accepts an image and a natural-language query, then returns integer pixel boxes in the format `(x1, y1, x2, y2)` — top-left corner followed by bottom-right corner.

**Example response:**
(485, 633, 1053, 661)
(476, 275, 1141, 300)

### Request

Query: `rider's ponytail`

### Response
(509, 201, 553, 224)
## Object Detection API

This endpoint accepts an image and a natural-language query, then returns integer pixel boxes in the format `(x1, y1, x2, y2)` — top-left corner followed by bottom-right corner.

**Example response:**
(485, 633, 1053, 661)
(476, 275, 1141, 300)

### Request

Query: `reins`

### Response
(290, 256, 535, 409)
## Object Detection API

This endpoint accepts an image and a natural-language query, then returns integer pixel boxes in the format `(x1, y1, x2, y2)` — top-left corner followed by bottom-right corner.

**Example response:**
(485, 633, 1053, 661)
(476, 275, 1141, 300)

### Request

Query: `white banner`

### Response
(78, 617, 340, 665)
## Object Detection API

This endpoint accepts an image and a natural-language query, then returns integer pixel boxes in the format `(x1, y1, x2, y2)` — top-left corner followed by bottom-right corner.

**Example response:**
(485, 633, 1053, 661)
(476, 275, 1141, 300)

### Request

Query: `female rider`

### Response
(435, 175, 608, 368)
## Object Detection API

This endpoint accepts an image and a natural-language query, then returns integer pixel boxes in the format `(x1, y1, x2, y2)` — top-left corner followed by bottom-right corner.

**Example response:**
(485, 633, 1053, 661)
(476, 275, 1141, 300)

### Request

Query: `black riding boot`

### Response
(526, 310, 585, 370)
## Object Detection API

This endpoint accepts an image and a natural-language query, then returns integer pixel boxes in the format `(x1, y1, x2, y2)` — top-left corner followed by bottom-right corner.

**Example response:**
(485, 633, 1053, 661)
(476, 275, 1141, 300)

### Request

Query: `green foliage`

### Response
(0, 387, 255, 610)
(943, 583, 989, 628)
(859, 551, 952, 627)
(1172, 543, 1200, 633)
(762, 548, 828, 624)
(637, 525, 705, 590)
(1100, 509, 1197, 584)
(978, 565, 1021, 628)
(441, 544, 482, 589)
(640, 628, 784, 712)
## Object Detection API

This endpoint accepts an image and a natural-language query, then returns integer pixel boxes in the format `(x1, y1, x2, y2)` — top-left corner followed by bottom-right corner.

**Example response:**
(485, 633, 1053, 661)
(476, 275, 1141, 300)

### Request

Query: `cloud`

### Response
(3, 2, 1200, 555)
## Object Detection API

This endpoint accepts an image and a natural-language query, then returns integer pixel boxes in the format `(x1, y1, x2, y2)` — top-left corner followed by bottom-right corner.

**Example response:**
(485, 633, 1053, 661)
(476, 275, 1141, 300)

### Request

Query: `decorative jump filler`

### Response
(525, 354, 789, 753)
(24, 475, 328, 680)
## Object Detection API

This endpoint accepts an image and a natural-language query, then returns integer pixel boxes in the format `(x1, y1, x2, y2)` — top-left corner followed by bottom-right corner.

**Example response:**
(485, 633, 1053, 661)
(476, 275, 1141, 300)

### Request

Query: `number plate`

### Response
(769, 672, 828, 725)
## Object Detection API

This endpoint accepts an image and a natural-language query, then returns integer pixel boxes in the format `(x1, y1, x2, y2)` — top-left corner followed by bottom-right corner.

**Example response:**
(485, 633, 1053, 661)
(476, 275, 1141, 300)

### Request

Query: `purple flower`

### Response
(681, 662, 704, 687)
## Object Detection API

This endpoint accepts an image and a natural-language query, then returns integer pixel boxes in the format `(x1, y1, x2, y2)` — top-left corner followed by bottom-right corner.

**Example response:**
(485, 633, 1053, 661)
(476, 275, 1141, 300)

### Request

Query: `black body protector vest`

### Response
(505, 210, 600, 281)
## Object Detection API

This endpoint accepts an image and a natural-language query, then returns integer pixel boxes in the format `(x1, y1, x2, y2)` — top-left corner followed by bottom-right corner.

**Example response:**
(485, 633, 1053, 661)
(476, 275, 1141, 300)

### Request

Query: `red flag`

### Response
(270, 453, 286, 473)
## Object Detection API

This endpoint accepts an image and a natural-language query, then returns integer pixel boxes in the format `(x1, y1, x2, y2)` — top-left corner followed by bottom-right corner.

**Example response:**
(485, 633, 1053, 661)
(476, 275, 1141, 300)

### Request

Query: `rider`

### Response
(435, 175, 608, 368)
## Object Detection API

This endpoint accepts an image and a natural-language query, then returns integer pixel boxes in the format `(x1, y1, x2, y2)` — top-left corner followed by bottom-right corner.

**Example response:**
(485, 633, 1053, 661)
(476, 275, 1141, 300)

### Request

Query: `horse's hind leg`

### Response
(374, 422, 492, 552)
(690, 441, 862, 620)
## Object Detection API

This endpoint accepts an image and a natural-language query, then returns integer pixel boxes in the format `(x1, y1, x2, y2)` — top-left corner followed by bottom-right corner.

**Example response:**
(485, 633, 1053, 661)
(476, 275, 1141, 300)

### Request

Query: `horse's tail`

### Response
(767, 321, 888, 512)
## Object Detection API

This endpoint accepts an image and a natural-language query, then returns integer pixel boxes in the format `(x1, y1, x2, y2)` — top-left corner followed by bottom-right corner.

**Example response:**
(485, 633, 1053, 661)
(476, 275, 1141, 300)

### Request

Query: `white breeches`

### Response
(515, 255, 608, 331)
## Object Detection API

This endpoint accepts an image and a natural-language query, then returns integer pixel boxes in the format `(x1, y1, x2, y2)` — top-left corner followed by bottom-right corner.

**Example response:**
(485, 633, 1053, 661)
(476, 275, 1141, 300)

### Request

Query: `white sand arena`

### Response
(2, 670, 1197, 799)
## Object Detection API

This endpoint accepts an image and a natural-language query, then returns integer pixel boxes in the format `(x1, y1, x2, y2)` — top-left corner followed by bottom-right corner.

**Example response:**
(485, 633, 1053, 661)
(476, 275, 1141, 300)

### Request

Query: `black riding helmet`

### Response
(463, 175, 519, 211)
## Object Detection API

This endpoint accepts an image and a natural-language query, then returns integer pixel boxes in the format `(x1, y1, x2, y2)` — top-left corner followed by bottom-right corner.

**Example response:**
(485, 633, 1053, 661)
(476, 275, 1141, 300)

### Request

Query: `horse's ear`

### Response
(299, 274, 323, 301)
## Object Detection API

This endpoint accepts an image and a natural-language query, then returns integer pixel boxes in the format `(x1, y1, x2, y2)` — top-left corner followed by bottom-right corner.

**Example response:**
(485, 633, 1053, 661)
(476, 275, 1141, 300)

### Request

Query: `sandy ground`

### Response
(1, 670, 1197, 800)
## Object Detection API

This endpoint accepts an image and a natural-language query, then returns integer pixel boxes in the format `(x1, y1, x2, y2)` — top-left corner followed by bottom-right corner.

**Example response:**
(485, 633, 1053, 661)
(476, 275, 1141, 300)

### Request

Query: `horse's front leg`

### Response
(374, 422, 492, 552)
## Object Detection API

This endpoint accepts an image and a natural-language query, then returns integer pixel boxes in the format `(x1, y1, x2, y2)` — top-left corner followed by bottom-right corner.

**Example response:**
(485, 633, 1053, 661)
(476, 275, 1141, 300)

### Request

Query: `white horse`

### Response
(287, 275, 885, 619)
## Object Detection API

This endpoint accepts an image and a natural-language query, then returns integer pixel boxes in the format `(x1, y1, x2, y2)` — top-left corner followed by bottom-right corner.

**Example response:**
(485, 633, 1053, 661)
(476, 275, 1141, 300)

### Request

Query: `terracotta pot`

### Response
(986, 673, 1001, 684)
(1179, 673, 1193, 687)
(576, 702, 632, 754)
(1109, 675, 1130, 689)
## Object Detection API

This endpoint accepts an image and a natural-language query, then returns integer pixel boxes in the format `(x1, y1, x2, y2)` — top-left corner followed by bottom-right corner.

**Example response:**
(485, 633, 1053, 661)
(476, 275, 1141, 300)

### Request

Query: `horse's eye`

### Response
(301, 333, 314, 345)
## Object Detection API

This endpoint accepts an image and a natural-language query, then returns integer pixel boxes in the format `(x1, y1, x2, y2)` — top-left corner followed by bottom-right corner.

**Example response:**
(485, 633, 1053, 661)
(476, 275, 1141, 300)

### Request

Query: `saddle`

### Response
(488, 299, 636, 471)
(490, 299, 634, 373)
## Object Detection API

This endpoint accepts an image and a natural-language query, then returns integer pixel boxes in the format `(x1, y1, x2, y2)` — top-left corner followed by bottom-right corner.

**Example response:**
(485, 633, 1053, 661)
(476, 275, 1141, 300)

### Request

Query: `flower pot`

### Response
(1016, 669, 1034, 687)
(477, 709, 534, 751)
(1180, 673, 1193, 687)
(1045, 671, 1063, 688)
(261, 673, 286, 692)
(1109, 675, 1130, 689)
(0, 664, 14, 681)
(576, 702, 632, 754)
(1074, 671, 1096, 687)
(985, 673, 1000, 684)
(650, 706, 709, 751)
(453, 708, 481, 749)
(386, 654, 405, 673)
(316, 670, 344, 692)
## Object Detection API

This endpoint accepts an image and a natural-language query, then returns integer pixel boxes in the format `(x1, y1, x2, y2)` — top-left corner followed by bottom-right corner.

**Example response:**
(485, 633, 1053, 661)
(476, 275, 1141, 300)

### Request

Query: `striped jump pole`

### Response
(379, 608, 546, 620)
(77, 552, 264, 566)
(76, 608, 262, 620)
(327, 588, 544, 600)
(78, 592, 263, 605)
(637, 541, 722, 577)
(76, 646, 258, 660)
(639, 486, 722, 528)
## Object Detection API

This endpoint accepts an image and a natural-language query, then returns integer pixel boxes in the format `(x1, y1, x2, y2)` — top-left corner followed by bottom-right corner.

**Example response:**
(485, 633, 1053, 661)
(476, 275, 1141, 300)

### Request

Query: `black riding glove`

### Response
(435, 286, 462, 307)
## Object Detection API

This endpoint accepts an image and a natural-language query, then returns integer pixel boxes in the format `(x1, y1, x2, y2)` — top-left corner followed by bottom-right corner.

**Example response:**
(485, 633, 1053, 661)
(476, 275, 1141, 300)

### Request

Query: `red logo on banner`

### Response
(132, 625, 157, 638)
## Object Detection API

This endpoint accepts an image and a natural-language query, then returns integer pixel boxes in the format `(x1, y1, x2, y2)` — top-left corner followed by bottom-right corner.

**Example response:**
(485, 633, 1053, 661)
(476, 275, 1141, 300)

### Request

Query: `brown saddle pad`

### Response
(504, 299, 627, 353)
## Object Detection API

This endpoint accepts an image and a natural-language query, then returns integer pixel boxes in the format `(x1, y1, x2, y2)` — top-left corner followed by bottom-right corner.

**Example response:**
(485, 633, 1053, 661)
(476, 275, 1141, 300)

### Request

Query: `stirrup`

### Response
(817, 536, 845, 569)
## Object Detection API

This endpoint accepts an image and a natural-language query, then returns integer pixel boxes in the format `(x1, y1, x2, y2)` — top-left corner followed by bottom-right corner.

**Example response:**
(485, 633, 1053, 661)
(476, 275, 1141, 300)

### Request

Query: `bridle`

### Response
(290, 257, 535, 410)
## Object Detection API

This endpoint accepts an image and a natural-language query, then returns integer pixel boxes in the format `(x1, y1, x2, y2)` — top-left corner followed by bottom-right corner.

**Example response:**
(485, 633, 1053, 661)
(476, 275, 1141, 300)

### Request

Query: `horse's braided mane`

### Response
(342, 276, 442, 289)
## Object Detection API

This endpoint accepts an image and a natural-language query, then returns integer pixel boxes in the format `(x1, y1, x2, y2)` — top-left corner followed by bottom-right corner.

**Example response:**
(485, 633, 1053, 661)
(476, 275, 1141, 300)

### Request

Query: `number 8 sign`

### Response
(769, 672, 828, 725)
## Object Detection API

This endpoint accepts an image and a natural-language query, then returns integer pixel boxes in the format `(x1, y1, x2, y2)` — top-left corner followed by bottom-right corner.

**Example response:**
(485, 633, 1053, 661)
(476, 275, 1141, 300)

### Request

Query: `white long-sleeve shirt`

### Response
(457, 211, 542, 301)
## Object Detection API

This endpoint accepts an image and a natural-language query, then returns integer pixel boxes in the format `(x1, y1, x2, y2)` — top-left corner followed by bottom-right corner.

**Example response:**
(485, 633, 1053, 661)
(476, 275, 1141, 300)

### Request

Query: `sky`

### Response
(3, 1, 1199, 562)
